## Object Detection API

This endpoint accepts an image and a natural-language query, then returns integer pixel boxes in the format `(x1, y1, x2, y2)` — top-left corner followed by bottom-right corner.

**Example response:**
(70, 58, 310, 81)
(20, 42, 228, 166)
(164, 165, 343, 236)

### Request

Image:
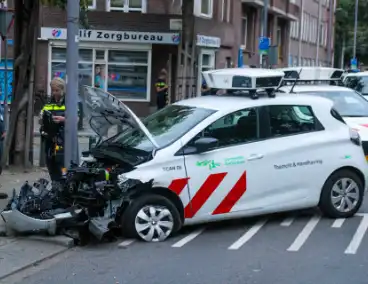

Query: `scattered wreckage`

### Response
(0, 86, 154, 245)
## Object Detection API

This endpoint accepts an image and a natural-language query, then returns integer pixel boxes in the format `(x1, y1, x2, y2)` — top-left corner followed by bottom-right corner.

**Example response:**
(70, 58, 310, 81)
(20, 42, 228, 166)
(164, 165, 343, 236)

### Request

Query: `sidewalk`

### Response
(0, 169, 74, 280)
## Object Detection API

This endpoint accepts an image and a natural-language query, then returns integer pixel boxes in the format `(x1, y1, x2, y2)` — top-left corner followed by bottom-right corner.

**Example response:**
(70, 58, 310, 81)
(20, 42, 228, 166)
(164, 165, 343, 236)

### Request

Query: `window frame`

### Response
(262, 104, 325, 139)
(106, 0, 147, 13)
(241, 15, 248, 47)
(180, 107, 262, 155)
(48, 42, 152, 102)
(199, 0, 213, 18)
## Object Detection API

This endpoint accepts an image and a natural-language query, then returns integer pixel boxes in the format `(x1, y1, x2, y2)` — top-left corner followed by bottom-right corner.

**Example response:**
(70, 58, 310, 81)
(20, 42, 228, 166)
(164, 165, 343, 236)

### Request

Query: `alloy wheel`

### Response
(331, 178, 360, 213)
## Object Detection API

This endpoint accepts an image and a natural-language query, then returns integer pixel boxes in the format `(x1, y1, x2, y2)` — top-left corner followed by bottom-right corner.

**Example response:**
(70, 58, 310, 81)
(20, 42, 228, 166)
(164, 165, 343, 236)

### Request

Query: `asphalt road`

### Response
(9, 198, 368, 284)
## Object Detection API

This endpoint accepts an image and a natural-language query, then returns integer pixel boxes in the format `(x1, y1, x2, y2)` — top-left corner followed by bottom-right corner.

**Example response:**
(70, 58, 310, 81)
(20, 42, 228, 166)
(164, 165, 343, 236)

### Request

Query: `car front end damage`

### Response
(0, 162, 152, 245)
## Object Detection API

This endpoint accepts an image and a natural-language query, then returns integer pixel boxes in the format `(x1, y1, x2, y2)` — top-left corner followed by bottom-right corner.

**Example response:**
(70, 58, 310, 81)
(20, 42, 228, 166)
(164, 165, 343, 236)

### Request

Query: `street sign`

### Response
(351, 58, 358, 70)
(238, 47, 243, 68)
(258, 36, 270, 55)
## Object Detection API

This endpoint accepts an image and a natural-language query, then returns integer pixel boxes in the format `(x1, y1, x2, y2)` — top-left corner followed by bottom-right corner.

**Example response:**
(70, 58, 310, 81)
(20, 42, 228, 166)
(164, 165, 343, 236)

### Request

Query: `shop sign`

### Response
(196, 35, 221, 48)
(40, 27, 180, 45)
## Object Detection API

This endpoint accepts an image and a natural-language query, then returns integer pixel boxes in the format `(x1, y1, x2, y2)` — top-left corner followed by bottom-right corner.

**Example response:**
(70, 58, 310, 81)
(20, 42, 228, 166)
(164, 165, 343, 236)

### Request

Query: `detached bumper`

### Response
(1, 209, 57, 235)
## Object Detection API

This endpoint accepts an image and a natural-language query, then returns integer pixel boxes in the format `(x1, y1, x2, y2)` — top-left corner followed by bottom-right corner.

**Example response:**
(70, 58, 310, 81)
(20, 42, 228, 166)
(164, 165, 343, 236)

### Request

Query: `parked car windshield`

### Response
(299, 90, 368, 117)
(104, 104, 216, 152)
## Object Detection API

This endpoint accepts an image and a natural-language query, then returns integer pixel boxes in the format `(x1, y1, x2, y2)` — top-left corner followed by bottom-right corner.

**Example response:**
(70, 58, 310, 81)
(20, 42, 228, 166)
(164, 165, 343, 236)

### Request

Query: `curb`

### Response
(18, 235, 75, 248)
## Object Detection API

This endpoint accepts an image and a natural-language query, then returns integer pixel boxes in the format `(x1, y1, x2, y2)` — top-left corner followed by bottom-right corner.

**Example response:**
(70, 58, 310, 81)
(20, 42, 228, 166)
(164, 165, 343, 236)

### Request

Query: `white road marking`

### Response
(171, 228, 205, 248)
(345, 214, 368, 254)
(118, 239, 135, 247)
(228, 219, 267, 250)
(287, 215, 320, 252)
(331, 218, 346, 228)
(280, 216, 294, 227)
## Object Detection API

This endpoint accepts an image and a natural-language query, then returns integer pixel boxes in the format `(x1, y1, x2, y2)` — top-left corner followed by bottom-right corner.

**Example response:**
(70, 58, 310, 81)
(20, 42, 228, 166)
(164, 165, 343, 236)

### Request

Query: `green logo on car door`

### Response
(196, 160, 221, 170)
(224, 156, 245, 165)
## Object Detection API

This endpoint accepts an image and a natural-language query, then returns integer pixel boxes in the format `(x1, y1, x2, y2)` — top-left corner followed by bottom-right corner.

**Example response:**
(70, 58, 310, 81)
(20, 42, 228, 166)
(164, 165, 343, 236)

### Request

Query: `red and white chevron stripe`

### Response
(168, 171, 247, 219)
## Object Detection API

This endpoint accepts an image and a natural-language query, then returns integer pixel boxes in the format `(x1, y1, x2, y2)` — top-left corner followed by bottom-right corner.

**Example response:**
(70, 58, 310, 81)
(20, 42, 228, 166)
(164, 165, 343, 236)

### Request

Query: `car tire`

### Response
(319, 169, 364, 218)
(121, 194, 182, 242)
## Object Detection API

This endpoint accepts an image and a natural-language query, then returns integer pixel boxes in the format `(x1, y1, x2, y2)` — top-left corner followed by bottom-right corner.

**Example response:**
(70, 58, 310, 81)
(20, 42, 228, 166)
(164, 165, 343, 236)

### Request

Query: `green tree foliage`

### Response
(334, 0, 368, 67)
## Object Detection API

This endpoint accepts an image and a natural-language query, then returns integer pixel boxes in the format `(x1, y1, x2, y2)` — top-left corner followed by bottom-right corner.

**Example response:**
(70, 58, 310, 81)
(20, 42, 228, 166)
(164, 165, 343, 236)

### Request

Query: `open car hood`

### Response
(79, 86, 159, 148)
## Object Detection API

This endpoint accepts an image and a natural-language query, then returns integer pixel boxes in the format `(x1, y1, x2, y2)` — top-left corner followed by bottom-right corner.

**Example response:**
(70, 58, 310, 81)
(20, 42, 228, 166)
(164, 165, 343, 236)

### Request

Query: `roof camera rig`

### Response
(277, 67, 345, 88)
(202, 68, 285, 100)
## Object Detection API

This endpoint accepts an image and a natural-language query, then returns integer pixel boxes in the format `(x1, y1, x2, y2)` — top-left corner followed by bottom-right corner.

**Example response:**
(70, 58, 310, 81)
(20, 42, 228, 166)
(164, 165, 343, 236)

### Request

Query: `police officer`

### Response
(155, 69, 169, 110)
(201, 77, 211, 96)
(39, 77, 66, 181)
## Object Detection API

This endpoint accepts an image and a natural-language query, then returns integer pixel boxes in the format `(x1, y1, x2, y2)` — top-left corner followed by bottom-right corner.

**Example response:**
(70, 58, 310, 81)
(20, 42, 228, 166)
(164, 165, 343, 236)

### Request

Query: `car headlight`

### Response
(117, 174, 141, 191)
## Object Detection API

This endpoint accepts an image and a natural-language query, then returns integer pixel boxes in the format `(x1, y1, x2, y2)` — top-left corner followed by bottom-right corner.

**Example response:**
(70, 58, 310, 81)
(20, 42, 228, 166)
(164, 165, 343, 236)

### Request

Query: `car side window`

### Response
(188, 107, 259, 149)
(267, 105, 320, 137)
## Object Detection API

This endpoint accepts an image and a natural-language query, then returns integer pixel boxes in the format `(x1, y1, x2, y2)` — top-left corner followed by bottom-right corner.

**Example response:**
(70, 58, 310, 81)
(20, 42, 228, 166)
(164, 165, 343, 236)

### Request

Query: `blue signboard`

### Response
(351, 57, 358, 70)
(238, 47, 243, 68)
(0, 60, 13, 104)
(6, 39, 13, 46)
(258, 37, 270, 54)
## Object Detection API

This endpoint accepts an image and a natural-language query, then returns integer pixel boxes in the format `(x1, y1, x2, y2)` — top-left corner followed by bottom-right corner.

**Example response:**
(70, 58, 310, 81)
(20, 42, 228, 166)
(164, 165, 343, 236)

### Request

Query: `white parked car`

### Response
(343, 71, 368, 99)
(80, 68, 368, 242)
(278, 79, 368, 160)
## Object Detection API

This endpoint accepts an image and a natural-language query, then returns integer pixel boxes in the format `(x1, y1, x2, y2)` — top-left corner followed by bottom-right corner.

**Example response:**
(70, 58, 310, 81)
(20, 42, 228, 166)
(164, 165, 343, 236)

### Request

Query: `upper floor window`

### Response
(0, 1, 7, 8)
(107, 0, 147, 13)
(87, 0, 96, 9)
(194, 0, 213, 18)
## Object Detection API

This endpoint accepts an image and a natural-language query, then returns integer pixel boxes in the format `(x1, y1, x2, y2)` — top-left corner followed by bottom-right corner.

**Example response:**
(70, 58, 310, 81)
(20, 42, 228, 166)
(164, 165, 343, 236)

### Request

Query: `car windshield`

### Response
(102, 104, 216, 152)
(344, 75, 368, 95)
(299, 90, 368, 117)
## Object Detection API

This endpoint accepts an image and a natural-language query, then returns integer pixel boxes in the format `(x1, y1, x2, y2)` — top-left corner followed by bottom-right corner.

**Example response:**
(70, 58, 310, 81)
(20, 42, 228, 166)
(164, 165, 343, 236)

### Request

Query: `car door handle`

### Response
(247, 154, 264, 161)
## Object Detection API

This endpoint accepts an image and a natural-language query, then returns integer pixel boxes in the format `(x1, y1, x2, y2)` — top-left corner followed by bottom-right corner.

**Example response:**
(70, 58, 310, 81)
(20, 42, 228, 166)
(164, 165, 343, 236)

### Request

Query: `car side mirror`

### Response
(194, 137, 218, 153)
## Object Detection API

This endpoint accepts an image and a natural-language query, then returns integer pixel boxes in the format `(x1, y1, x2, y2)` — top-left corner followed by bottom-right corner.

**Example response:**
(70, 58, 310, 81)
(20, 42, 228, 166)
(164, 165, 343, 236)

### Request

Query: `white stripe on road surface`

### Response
(228, 219, 267, 250)
(280, 216, 295, 227)
(287, 215, 320, 252)
(118, 239, 135, 247)
(331, 218, 346, 228)
(345, 214, 368, 254)
(172, 228, 205, 248)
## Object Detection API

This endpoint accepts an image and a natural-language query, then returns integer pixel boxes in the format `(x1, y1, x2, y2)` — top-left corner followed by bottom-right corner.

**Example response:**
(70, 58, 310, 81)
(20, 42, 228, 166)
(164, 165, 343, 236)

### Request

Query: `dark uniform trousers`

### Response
(40, 103, 66, 181)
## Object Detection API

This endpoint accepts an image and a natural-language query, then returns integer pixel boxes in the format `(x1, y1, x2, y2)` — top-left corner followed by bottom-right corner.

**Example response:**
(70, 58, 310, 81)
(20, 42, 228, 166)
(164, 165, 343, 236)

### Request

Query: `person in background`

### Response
(94, 65, 105, 89)
(201, 77, 211, 96)
(39, 77, 67, 182)
(155, 69, 169, 110)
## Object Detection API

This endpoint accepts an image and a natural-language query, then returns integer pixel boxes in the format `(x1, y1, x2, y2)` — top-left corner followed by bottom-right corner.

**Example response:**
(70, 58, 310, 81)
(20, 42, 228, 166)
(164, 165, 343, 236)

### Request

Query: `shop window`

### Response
(200, 0, 213, 17)
(50, 47, 150, 101)
(108, 0, 146, 13)
(87, 0, 96, 9)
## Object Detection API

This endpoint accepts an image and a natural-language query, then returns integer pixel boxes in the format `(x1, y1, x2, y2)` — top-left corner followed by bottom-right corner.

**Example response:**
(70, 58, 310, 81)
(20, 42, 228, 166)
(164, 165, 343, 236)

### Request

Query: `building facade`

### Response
(1, 0, 303, 115)
(289, 0, 335, 67)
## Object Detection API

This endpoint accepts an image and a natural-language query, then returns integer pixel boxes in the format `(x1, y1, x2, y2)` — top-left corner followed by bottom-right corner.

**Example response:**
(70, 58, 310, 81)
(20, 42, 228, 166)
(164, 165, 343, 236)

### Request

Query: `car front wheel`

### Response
(121, 194, 182, 242)
(319, 169, 364, 218)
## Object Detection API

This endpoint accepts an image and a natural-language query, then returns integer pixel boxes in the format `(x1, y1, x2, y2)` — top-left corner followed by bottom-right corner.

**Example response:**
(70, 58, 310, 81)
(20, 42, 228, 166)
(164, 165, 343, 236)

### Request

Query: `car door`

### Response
(233, 103, 329, 212)
(180, 107, 266, 221)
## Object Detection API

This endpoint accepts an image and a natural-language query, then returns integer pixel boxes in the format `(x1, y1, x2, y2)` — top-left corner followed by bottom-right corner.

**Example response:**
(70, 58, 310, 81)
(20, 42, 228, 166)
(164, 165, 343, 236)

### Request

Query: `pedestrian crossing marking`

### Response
(228, 219, 267, 250)
(331, 218, 345, 228)
(287, 215, 321, 252)
(345, 214, 368, 254)
(116, 213, 368, 255)
(172, 228, 205, 248)
(280, 216, 294, 227)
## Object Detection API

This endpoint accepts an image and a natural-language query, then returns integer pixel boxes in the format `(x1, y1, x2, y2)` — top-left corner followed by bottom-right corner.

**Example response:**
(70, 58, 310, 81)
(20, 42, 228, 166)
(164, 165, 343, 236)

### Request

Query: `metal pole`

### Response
(326, 0, 334, 66)
(64, 0, 80, 167)
(316, 0, 322, 64)
(260, 0, 269, 67)
(298, 0, 304, 65)
(3, 38, 8, 131)
(353, 0, 358, 59)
